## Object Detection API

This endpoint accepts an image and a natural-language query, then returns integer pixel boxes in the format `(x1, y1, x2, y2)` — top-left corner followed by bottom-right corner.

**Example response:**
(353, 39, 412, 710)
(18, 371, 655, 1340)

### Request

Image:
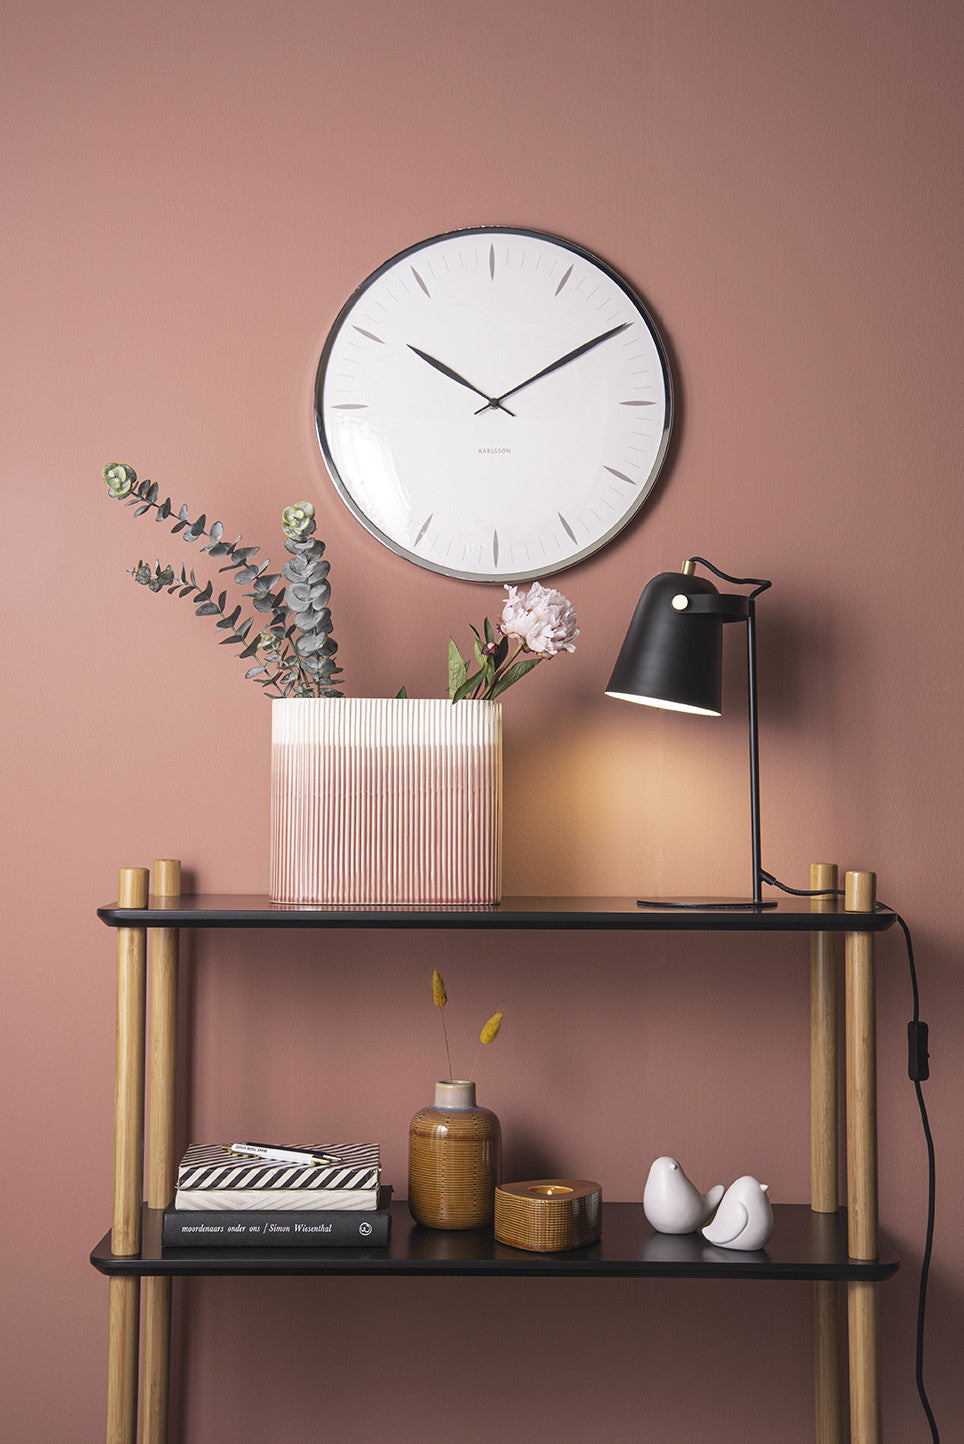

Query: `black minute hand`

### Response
(408, 345, 514, 415)
(475, 322, 630, 413)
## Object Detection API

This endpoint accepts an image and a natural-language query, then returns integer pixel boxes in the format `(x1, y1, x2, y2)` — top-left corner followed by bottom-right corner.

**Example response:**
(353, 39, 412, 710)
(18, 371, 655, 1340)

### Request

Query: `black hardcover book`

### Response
(162, 1187, 392, 1248)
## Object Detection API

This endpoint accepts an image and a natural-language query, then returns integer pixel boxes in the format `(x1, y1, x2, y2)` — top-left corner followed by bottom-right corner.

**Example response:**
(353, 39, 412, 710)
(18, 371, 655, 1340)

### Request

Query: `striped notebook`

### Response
(174, 1143, 380, 1212)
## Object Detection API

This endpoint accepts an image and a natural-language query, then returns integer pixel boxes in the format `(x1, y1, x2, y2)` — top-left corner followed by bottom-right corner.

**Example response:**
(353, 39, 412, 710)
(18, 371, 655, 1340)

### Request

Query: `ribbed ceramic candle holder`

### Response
(269, 698, 503, 906)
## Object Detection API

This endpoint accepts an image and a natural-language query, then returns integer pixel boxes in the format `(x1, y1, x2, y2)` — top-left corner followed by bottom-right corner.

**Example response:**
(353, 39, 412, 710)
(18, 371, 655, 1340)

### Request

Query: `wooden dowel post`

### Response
(142, 859, 181, 1444)
(810, 863, 843, 1443)
(845, 869, 881, 1443)
(107, 866, 149, 1444)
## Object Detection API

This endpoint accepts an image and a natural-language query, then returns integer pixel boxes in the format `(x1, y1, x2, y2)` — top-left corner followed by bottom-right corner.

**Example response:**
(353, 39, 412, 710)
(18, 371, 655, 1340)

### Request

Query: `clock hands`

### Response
(408, 345, 515, 416)
(473, 322, 631, 414)
(409, 323, 631, 420)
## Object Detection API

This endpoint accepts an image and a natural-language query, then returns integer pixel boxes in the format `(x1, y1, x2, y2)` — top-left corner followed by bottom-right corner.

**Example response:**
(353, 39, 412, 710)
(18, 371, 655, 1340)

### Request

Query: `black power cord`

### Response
(760, 870, 939, 1441)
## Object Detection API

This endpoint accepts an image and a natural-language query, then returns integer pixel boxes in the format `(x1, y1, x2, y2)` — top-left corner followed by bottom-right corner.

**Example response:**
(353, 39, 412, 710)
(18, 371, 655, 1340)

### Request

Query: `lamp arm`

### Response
(745, 598, 765, 906)
(686, 556, 772, 601)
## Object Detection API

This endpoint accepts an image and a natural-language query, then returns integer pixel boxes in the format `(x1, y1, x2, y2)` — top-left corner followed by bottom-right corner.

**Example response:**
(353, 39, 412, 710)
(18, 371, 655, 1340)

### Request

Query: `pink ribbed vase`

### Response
(269, 698, 503, 905)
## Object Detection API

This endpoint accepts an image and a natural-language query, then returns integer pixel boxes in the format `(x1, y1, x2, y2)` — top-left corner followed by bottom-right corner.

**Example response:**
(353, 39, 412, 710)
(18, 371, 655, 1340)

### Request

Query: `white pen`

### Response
(228, 1143, 341, 1167)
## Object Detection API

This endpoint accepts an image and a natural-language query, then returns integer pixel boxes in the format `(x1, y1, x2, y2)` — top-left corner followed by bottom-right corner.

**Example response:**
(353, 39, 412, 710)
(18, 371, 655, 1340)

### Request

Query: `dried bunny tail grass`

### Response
(470, 1010, 504, 1080)
(431, 970, 453, 1079)
(480, 1011, 504, 1045)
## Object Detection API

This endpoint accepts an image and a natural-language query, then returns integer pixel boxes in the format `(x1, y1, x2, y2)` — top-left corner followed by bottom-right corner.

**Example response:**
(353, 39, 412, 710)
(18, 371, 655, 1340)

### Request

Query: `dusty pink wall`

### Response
(2, 0, 961, 1437)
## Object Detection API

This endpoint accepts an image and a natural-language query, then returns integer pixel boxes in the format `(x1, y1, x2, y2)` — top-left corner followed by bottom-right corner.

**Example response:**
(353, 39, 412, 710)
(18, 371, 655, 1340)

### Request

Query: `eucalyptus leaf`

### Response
(170, 521, 187, 534)
(295, 631, 329, 655)
(234, 566, 258, 583)
(195, 602, 221, 616)
(146, 482, 159, 504)
(178, 504, 190, 521)
(210, 521, 223, 542)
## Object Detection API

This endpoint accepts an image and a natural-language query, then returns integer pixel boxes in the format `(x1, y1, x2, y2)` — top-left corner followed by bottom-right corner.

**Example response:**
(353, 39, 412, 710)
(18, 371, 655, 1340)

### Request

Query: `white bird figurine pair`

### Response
(643, 1157, 773, 1252)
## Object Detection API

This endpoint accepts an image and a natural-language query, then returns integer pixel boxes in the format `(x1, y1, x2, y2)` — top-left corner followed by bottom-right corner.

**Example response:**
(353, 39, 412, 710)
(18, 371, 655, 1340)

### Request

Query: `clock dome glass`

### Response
(315, 227, 673, 582)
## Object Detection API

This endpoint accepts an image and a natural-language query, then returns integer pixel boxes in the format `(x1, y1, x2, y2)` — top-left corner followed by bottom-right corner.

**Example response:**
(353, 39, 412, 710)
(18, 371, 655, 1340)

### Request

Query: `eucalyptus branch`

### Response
(103, 465, 343, 698)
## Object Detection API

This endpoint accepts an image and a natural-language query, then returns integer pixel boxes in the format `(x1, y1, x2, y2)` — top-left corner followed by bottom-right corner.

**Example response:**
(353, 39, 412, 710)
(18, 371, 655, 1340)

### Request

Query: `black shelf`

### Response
(97, 894, 897, 933)
(91, 1202, 899, 1281)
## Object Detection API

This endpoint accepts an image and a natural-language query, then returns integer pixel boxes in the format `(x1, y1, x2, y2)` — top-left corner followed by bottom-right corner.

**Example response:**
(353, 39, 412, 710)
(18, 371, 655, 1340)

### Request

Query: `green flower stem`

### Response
(474, 641, 535, 699)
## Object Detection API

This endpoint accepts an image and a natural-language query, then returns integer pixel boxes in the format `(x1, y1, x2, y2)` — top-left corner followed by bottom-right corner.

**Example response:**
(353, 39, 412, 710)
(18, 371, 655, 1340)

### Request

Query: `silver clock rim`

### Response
(313, 226, 674, 584)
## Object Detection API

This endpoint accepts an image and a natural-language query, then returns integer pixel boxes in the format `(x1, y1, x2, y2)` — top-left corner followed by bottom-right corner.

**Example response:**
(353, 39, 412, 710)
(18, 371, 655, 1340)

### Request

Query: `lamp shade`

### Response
(605, 571, 724, 715)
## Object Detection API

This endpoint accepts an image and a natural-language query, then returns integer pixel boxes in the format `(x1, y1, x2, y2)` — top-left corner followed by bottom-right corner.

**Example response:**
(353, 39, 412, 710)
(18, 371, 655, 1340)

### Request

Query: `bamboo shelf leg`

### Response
(845, 869, 881, 1444)
(141, 860, 181, 1444)
(810, 863, 843, 1444)
(107, 866, 149, 1444)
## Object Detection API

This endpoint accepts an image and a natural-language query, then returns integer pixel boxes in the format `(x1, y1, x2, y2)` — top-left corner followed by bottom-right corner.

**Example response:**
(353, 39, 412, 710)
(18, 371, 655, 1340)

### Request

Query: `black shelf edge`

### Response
(97, 895, 897, 933)
(90, 1202, 900, 1281)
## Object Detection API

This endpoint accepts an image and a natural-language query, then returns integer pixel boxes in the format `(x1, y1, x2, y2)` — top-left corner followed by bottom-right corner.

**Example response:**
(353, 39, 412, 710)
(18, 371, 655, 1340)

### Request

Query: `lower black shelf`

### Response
(91, 1202, 899, 1281)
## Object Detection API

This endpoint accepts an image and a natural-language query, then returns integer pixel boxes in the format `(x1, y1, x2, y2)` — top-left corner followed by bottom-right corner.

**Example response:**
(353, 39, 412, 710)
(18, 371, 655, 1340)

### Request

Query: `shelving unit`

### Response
(93, 861, 898, 1442)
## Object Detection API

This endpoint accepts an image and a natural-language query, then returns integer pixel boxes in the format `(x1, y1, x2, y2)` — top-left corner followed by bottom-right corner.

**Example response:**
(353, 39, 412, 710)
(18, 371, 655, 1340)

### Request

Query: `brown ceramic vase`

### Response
(408, 1080, 501, 1230)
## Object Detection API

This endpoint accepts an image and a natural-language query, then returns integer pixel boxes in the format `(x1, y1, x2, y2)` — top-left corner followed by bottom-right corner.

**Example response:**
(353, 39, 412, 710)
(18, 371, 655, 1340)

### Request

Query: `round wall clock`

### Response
(314, 226, 673, 583)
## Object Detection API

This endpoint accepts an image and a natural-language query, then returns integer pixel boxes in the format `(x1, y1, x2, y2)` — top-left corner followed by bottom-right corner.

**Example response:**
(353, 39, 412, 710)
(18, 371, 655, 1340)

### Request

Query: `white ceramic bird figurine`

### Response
(643, 1156, 725, 1234)
(701, 1175, 774, 1251)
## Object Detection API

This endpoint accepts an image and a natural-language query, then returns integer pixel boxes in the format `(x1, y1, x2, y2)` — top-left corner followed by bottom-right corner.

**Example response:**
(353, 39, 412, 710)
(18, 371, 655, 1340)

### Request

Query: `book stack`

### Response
(162, 1143, 391, 1247)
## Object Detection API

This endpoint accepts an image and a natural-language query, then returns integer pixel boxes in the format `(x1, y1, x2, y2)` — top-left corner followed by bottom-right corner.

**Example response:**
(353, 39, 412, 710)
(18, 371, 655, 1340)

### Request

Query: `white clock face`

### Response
(315, 227, 673, 582)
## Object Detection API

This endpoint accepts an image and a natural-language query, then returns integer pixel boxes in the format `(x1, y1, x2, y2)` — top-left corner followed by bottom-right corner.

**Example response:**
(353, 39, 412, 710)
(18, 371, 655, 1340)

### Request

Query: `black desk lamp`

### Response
(605, 557, 777, 908)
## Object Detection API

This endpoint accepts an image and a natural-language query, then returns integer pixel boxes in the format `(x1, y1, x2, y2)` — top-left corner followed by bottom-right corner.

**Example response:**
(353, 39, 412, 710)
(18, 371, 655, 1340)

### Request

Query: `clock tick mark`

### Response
(558, 513, 578, 544)
(493, 529, 499, 566)
(332, 403, 369, 410)
(489, 245, 496, 280)
(411, 267, 431, 298)
(620, 399, 656, 406)
(414, 514, 433, 547)
(605, 466, 636, 485)
(554, 265, 573, 296)
(353, 326, 384, 344)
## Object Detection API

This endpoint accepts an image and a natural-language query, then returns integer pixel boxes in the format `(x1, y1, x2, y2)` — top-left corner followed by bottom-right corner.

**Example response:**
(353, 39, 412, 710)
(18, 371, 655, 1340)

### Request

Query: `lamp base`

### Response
(636, 897, 779, 910)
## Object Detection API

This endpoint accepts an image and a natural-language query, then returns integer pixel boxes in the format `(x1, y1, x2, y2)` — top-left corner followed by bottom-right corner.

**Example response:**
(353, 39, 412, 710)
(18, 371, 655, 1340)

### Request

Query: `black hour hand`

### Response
(408, 345, 514, 415)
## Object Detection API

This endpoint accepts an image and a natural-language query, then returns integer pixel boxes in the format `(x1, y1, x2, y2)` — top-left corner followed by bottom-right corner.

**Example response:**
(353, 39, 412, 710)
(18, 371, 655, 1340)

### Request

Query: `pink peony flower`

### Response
(499, 582, 579, 657)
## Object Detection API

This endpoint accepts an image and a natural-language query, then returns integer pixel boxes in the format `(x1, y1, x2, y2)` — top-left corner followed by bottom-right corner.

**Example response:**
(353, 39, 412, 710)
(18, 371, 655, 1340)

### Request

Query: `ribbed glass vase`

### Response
(408, 1080, 502, 1230)
(269, 697, 502, 905)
